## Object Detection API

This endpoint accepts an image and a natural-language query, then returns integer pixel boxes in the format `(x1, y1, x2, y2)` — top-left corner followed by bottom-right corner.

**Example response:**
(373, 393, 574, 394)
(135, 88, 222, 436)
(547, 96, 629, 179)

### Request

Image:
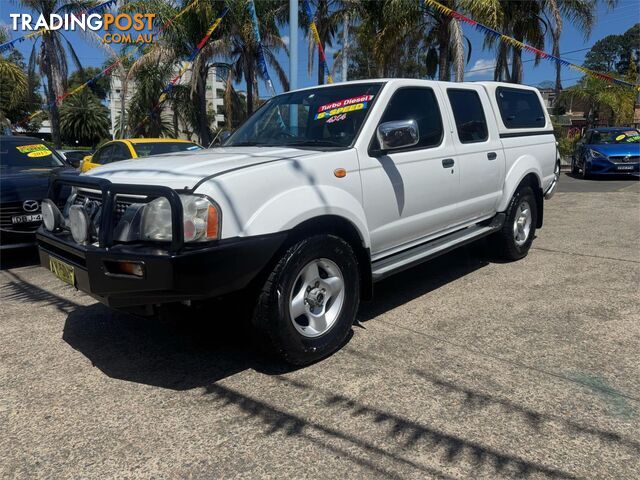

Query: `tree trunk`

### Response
(318, 41, 325, 85)
(438, 17, 451, 81)
(42, 34, 61, 148)
(172, 102, 179, 139)
(246, 61, 254, 117)
(119, 73, 127, 139)
(511, 44, 523, 83)
(195, 63, 211, 146)
(552, 30, 562, 98)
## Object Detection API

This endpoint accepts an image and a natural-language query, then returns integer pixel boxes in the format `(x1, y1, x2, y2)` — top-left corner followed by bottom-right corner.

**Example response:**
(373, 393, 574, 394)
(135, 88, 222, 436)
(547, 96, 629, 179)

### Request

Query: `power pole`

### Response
(342, 13, 348, 82)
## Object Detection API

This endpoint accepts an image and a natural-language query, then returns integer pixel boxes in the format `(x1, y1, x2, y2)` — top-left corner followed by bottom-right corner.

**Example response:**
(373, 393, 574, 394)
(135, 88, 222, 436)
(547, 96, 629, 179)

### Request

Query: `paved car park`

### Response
(1, 174, 639, 479)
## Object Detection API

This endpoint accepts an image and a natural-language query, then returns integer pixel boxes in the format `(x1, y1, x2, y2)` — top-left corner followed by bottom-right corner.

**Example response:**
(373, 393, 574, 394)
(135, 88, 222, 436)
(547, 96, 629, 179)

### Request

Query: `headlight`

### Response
(140, 194, 220, 242)
(41, 199, 64, 231)
(589, 149, 606, 159)
(69, 205, 90, 244)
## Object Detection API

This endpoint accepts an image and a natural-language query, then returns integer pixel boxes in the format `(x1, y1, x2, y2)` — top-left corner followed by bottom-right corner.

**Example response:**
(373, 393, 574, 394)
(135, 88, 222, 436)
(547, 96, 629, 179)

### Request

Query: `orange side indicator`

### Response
(334, 168, 347, 178)
(207, 205, 219, 239)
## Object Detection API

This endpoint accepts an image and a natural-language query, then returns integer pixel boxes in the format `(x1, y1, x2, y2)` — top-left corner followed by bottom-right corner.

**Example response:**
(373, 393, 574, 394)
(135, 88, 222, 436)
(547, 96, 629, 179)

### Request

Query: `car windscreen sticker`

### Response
(186, 145, 202, 150)
(314, 95, 373, 121)
(317, 95, 374, 113)
(615, 134, 626, 141)
(16, 143, 52, 157)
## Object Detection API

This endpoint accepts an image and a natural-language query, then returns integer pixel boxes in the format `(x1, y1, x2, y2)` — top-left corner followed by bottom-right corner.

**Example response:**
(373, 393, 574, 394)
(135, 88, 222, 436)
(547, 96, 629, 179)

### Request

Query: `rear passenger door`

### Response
(444, 86, 504, 221)
(360, 86, 460, 256)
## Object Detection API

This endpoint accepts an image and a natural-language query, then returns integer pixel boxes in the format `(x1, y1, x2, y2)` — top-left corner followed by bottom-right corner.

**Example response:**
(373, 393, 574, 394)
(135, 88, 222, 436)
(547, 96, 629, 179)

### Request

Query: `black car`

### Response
(0, 136, 76, 249)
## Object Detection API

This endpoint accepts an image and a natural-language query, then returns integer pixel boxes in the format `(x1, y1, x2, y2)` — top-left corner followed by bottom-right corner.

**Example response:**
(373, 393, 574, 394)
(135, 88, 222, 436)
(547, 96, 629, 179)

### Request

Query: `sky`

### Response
(1, 0, 639, 100)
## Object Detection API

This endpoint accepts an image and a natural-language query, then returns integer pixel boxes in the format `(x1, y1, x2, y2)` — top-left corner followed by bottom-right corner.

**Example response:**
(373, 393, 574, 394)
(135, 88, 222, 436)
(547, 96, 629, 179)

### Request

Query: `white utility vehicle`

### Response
(39, 79, 559, 364)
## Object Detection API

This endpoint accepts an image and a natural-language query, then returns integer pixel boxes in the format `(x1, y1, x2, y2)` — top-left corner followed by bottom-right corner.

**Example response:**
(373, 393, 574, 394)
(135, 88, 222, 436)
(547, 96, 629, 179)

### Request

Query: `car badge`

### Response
(23, 200, 39, 212)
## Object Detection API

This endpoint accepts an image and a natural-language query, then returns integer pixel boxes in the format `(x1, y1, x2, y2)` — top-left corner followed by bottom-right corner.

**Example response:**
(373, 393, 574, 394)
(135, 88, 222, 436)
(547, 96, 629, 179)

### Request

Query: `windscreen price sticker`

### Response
(315, 100, 371, 121)
(16, 143, 52, 157)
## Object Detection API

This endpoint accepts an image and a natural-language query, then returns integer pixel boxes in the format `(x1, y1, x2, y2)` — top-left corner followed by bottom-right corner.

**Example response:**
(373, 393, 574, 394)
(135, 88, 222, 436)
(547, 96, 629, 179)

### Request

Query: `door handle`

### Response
(487, 152, 497, 160)
(442, 158, 455, 168)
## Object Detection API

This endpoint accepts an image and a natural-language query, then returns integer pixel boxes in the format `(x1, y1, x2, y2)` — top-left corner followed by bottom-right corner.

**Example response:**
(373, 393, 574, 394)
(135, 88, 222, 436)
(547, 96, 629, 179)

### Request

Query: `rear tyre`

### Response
(492, 185, 537, 261)
(252, 234, 360, 365)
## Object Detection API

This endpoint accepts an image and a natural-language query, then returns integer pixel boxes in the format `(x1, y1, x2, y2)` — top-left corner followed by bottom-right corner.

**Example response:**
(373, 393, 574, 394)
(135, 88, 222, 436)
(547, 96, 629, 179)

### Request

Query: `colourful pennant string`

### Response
(247, 0, 278, 96)
(302, 0, 333, 84)
(423, 0, 640, 91)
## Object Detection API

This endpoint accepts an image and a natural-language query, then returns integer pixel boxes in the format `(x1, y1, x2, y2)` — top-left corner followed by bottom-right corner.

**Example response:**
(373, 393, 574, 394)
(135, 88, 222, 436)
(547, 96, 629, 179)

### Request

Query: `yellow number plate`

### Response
(49, 257, 75, 286)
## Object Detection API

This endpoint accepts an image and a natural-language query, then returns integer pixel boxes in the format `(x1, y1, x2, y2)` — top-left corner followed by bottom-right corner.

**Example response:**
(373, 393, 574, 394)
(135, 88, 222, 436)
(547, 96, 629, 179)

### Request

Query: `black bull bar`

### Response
(49, 174, 185, 252)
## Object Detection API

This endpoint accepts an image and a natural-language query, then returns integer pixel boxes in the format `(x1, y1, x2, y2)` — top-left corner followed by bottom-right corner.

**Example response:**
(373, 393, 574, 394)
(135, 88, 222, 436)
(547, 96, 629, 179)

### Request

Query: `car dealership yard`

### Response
(1, 174, 639, 479)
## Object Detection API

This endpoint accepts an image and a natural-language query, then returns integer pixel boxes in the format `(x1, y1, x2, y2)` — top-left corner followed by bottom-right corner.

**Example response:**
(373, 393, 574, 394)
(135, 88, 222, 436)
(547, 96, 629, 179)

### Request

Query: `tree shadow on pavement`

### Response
(62, 299, 296, 389)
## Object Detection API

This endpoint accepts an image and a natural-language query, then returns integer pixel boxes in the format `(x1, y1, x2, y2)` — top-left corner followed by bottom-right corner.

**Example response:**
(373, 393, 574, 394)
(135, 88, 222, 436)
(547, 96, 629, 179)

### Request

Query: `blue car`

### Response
(572, 127, 640, 178)
(0, 136, 76, 249)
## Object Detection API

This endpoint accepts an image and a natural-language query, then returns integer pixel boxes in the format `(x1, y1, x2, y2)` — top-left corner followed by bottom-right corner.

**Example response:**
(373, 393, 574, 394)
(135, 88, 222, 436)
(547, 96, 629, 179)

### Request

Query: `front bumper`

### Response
(38, 229, 286, 309)
(589, 157, 639, 175)
(0, 228, 38, 249)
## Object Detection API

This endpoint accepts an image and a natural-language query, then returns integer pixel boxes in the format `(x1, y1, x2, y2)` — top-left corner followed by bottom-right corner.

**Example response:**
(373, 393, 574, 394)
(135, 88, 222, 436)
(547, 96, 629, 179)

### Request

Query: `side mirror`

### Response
(68, 158, 81, 168)
(376, 120, 419, 152)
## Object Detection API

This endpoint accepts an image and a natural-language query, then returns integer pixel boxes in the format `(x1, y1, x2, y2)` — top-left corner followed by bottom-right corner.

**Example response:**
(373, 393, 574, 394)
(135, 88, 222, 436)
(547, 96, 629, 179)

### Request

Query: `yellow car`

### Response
(80, 138, 203, 173)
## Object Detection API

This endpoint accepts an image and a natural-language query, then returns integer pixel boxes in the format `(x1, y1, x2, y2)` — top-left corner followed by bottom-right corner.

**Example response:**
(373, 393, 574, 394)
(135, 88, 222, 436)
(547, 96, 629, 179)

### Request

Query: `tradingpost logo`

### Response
(9, 12, 156, 44)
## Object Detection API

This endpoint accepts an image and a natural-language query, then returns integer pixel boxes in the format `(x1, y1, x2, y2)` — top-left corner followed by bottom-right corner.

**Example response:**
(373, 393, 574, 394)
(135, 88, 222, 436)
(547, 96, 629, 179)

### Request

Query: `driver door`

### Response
(359, 86, 460, 257)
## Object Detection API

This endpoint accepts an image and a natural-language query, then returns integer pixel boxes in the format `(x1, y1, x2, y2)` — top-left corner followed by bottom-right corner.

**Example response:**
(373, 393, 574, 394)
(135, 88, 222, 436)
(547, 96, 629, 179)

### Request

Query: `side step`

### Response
(371, 214, 505, 281)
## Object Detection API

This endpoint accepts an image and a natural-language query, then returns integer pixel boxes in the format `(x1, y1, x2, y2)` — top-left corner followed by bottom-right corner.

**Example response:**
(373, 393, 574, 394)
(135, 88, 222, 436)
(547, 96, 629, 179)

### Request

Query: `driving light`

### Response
(140, 195, 220, 243)
(69, 205, 90, 244)
(41, 199, 64, 232)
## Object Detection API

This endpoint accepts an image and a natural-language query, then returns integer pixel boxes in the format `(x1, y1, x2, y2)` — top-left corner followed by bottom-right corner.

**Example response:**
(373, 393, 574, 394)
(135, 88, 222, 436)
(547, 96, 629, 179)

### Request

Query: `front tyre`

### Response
(492, 186, 537, 261)
(252, 234, 360, 365)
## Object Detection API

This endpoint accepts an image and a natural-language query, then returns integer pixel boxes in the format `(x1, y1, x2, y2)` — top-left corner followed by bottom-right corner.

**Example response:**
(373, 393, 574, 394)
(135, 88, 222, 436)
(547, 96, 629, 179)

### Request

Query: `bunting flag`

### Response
(0, 0, 118, 53)
(247, 0, 277, 96)
(424, 0, 640, 91)
(302, 0, 333, 84)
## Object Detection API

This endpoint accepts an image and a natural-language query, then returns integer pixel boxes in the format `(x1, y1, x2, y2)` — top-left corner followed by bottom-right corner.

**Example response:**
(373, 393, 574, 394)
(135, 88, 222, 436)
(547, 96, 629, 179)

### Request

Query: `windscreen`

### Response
(0, 140, 64, 170)
(132, 142, 203, 157)
(225, 83, 383, 149)
(590, 130, 639, 144)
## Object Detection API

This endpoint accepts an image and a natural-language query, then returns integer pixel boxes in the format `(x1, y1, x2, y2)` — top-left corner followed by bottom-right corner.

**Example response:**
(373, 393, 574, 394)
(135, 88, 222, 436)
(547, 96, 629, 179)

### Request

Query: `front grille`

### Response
(73, 190, 148, 222)
(0, 201, 41, 230)
(610, 155, 639, 164)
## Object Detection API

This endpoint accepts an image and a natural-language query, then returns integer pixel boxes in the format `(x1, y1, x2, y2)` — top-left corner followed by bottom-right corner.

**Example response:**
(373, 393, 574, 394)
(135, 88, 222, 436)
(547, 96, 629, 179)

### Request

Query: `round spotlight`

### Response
(69, 205, 90, 244)
(41, 199, 63, 232)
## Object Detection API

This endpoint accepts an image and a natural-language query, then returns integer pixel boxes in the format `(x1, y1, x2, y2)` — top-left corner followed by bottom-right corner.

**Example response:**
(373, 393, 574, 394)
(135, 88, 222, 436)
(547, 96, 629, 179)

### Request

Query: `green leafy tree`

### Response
(0, 30, 42, 133)
(59, 90, 110, 147)
(584, 23, 640, 76)
(68, 67, 111, 100)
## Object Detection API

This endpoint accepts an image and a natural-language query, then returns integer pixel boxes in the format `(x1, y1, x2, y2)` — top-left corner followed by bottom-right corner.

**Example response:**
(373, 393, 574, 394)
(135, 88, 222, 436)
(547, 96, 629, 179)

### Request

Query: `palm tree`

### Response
(202, 0, 289, 120)
(0, 29, 28, 124)
(486, 0, 544, 83)
(59, 90, 110, 147)
(543, 1, 616, 96)
(19, 0, 99, 147)
(126, 61, 176, 138)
